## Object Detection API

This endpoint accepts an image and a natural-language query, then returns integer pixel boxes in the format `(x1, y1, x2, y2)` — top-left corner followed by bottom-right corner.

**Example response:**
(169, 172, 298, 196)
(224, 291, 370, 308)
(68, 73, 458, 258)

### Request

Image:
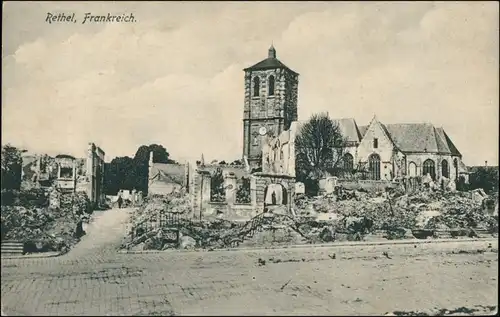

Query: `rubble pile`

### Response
(124, 186, 498, 251)
(1, 188, 91, 253)
(123, 191, 193, 250)
(294, 186, 498, 239)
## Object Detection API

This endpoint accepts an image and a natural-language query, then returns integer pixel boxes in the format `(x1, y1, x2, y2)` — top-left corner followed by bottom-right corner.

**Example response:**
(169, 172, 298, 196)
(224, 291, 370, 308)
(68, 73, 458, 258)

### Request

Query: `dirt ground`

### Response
(1, 239, 497, 316)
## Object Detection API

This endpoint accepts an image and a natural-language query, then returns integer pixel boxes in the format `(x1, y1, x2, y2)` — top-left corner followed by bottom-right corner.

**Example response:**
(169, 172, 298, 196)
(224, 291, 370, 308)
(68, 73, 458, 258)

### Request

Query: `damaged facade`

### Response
(147, 152, 189, 196)
(21, 143, 106, 208)
(187, 121, 298, 220)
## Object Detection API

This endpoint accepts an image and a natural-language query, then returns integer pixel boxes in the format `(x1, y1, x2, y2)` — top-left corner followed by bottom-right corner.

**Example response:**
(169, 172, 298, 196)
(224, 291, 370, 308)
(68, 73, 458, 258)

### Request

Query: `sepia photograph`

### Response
(1, 1, 498, 316)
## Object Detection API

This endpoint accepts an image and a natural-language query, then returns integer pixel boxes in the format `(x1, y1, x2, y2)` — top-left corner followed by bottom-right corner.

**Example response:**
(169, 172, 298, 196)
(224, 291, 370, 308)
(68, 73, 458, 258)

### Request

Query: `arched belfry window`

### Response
(268, 75, 275, 96)
(253, 77, 260, 97)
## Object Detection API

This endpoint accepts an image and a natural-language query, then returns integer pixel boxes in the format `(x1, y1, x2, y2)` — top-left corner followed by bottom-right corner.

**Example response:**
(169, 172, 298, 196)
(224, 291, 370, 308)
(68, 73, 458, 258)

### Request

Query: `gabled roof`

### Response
(149, 163, 185, 186)
(358, 125, 368, 138)
(382, 123, 461, 156)
(296, 118, 362, 143)
(333, 118, 363, 143)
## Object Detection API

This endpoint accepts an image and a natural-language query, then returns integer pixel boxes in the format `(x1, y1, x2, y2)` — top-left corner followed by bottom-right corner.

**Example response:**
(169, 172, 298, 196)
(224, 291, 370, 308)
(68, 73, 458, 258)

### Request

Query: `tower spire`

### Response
(268, 44, 276, 58)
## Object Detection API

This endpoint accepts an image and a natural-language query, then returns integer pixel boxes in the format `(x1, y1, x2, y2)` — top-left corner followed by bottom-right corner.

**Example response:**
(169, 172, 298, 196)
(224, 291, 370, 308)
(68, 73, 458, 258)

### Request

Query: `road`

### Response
(1, 208, 498, 316)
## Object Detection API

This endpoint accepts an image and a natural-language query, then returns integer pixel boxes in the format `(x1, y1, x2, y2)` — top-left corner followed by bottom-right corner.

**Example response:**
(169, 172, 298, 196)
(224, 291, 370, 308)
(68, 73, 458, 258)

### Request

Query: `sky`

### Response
(2, 1, 499, 165)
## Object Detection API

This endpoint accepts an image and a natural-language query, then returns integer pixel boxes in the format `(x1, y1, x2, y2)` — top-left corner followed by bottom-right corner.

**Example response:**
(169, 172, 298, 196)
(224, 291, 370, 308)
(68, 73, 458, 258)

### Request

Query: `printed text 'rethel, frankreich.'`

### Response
(46, 12, 136, 24)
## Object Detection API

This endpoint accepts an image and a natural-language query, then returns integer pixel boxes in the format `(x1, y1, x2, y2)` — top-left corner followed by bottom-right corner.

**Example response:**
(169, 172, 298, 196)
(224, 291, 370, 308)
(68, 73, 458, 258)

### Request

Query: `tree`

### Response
(469, 167, 499, 194)
(236, 177, 251, 203)
(104, 157, 137, 195)
(1, 144, 24, 190)
(295, 113, 348, 185)
(210, 167, 225, 202)
(133, 144, 176, 194)
(230, 159, 243, 166)
(103, 144, 177, 196)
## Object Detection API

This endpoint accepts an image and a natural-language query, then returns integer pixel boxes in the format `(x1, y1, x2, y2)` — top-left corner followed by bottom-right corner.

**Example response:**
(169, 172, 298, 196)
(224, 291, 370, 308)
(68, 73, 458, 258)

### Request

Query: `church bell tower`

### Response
(242, 45, 299, 168)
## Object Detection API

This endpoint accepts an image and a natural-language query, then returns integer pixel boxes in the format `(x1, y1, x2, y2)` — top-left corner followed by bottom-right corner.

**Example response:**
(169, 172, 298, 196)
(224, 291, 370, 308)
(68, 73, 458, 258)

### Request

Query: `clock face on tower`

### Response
(258, 126, 267, 136)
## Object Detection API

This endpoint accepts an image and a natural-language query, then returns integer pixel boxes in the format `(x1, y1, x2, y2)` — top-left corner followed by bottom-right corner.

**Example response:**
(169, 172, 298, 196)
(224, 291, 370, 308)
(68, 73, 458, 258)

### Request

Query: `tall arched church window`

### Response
(343, 153, 354, 172)
(453, 158, 459, 180)
(423, 159, 436, 180)
(253, 77, 260, 97)
(268, 75, 275, 96)
(441, 160, 449, 178)
(369, 154, 381, 180)
(408, 161, 417, 177)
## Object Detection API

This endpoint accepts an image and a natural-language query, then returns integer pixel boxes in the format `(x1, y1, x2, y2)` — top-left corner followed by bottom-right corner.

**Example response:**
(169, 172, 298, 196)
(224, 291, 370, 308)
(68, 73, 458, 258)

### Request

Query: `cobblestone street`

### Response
(1, 209, 498, 315)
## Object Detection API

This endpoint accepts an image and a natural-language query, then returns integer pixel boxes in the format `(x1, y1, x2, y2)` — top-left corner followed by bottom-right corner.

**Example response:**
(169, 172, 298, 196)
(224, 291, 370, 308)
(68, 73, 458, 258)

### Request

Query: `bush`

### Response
(235, 177, 251, 203)
(384, 227, 407, 240)
(469, 167, 499, 194)
(1, 188, 49, 208)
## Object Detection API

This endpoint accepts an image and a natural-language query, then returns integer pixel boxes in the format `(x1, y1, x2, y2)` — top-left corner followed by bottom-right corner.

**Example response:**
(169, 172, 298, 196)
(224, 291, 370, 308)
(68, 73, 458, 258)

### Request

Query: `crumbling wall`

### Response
(74, 143, 105, 208)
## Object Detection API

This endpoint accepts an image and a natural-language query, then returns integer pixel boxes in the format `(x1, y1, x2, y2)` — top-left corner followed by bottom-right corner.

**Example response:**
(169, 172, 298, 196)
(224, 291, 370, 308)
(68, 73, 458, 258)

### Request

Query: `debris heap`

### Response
(1, 188, 92, 253)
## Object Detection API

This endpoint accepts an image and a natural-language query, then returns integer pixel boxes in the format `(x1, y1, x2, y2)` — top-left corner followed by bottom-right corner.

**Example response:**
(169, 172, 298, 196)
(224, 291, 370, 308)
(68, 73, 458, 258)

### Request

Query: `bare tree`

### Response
(295, 113, 348, 182)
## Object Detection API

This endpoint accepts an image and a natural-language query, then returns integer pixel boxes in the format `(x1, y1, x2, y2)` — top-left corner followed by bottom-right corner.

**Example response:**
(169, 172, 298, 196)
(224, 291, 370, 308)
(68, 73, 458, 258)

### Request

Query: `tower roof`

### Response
(244, 46, 298, 75)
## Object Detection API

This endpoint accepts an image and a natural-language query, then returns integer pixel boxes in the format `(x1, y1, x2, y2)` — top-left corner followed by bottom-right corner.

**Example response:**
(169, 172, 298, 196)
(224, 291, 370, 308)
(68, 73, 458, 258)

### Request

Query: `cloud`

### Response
(2, 2, 498, 165)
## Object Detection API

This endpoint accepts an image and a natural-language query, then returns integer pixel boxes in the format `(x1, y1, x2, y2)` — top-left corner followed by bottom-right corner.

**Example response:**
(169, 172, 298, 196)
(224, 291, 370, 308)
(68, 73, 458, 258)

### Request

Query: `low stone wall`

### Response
(205, 202, 256, 221)
(337, 180, 398, 193)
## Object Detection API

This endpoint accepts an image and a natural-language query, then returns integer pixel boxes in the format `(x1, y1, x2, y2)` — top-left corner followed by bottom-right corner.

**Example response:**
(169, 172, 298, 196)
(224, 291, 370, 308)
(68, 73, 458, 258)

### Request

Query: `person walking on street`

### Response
(117, 190, 123, 209)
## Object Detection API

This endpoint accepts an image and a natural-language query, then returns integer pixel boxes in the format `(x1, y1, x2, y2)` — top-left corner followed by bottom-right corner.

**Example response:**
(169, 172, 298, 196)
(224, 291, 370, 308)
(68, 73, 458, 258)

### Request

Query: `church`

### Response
(242, 46, 468, 182)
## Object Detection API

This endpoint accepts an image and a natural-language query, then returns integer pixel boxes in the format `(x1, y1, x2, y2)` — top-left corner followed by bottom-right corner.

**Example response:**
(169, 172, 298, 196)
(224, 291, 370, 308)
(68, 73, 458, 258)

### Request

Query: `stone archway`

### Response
(263, 183, 288, 206)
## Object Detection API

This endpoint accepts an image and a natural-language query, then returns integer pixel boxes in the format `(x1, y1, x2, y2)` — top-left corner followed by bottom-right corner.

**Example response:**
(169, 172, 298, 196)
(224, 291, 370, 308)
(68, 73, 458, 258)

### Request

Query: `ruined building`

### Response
(21, 143, 106, 208)
(147, 151, 188, 196)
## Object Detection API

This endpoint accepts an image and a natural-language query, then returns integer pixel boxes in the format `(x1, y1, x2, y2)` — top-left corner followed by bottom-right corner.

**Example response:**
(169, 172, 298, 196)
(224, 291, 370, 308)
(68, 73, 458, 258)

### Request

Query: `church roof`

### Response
(333, 118, 363, 143)
(358, 125, 368, 138)
(244, 58, 298, 75)
(383, 123, 461, 156)
(297, 119, 461, 156)
(296, 118, 363, 143)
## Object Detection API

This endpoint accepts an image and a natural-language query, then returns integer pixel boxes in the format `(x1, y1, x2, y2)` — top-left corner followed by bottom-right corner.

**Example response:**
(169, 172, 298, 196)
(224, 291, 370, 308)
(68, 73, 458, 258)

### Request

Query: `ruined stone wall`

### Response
(191, 167, 297, 220)
(55, 157, 77, 190)
(75, 143, 105, 207)
(252, 173, 296, 213)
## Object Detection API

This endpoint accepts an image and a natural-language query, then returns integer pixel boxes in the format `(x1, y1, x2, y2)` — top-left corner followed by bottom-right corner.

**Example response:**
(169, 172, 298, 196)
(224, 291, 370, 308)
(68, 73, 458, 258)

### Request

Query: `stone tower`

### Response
(242, 45, 299, 167)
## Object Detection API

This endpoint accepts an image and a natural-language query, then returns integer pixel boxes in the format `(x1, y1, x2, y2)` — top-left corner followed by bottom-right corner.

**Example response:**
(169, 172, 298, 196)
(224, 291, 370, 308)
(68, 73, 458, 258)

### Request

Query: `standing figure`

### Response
(271, 191, 277, 205)
(117, 190, 123, 209)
